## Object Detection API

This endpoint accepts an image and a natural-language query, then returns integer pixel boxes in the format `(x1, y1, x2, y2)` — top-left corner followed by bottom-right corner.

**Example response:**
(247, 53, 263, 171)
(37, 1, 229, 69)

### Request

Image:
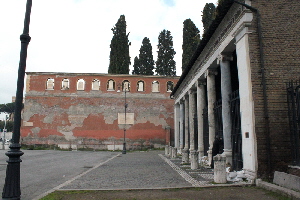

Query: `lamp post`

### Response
(2, 0, 32, 199)
(123, 88, 128, 154)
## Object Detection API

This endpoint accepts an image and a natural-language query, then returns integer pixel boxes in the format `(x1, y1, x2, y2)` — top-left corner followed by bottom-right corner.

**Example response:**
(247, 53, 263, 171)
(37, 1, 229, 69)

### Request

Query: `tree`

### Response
(202, 3, 216, 33)
(132, 37, 155, 75)
(132, 56, 141, 75)
(182, 19, 200, 72)
(156, 30, 176, 76)
(139, 37, 155, 75)
(108, 15, 131, 74)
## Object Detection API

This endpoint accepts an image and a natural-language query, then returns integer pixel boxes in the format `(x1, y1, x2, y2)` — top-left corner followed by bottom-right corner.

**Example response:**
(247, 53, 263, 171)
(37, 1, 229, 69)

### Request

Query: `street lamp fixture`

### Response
(2, 0, 32, 199)
(117, 86, 128, 154)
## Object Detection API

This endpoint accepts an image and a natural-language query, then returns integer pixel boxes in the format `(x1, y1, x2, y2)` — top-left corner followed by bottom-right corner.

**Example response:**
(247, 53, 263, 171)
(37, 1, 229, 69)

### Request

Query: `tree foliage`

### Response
(108, 15, 131, 74)
(0, 103, 15, 114)
(132, 56, 140, 75)
(182, 19, 200, 72)
(202, 3, 216, 34)
(132, 37, 154, 75)
(155, 30, 176, 76)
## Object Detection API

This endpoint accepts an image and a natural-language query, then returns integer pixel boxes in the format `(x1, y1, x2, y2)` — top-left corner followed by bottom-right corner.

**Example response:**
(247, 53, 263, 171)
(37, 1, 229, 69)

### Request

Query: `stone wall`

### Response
(21, 73, 179, 150)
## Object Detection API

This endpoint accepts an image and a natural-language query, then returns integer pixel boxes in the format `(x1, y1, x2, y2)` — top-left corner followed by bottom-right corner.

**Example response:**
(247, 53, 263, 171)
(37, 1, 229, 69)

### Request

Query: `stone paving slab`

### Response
(60, 151, 194, 190)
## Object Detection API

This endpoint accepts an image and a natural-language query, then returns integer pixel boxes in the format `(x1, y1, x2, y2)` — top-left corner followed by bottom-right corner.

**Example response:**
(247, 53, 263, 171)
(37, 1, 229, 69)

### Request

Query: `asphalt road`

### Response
(0, 150, 119, 200)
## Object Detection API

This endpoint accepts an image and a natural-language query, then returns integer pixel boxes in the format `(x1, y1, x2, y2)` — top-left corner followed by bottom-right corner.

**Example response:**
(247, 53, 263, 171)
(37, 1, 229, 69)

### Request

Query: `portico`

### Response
(170, 1, 257, 181)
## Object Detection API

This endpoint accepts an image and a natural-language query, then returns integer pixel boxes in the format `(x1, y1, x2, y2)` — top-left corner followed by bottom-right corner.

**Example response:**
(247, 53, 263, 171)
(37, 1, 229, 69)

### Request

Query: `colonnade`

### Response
(173, 54, 235, 169)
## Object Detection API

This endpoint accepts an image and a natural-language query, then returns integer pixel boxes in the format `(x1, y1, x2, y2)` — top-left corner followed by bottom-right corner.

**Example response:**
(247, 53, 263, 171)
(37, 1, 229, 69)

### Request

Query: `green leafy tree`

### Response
(132, 56, 141, 75)
(156, 29, 176, 76)
(138, 37, 155, 75)
(202, 3, 216, 33)
(108, 15, 131, 74)
(182, 19, 200, 71)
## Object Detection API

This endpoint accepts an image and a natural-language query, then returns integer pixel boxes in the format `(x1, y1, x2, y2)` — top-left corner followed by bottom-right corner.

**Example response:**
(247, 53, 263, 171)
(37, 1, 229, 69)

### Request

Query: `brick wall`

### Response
(249, 0, 300, 177)
(22, 73, 179, 150)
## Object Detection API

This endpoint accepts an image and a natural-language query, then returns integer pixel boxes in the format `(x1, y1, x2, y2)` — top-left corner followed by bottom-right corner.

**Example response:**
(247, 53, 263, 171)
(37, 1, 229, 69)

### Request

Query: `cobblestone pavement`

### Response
(57, 150, 217, 191)
(59, 150, 193, 190)
(160, 154, 214, 186)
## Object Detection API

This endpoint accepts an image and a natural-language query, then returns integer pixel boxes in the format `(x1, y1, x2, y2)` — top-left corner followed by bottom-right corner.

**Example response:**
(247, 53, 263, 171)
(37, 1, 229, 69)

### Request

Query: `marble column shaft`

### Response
(219, 55, 233, 164)
(189, 89, 196, 151)
(206, 70, 217, 165)
(174, 103, 180, 149)
(197, 81, 206, 158)
(179, 101, 184, 151)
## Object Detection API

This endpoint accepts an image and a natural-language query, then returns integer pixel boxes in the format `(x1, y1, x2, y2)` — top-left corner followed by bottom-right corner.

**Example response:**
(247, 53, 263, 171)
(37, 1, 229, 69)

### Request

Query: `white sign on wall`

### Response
(118, 113, 134, 125)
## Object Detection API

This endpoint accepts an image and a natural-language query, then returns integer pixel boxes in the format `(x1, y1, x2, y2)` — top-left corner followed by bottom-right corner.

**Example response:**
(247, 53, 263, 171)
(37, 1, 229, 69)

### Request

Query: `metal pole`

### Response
(2, 0, 32, 199)
(122, 89, 127, 154)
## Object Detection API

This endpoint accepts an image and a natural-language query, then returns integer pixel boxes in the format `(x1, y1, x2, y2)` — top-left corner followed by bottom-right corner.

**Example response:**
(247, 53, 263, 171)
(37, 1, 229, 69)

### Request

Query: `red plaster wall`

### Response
(22, 73, 178, 149)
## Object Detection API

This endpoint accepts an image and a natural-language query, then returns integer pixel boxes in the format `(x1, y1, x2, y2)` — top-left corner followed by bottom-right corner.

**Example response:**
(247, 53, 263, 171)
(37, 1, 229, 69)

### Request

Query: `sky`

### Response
(0, 0, 216, 111)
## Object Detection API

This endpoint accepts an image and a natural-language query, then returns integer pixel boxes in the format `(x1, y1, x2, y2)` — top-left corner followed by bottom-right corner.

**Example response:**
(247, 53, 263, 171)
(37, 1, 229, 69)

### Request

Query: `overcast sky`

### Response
(0, 0, 216, 111)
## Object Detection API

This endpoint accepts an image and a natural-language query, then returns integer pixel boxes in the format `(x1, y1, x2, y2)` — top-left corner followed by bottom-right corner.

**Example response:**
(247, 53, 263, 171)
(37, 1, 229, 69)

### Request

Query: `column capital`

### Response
(198, 79, 206, 86)
(189, 89, 196, 95)
(205, 69, 218, 78)
(217, 53, 233, 64)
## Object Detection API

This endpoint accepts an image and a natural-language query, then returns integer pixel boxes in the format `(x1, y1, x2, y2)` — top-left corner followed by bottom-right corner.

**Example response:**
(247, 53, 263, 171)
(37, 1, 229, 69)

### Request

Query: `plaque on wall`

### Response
(118, 113, 134, 125)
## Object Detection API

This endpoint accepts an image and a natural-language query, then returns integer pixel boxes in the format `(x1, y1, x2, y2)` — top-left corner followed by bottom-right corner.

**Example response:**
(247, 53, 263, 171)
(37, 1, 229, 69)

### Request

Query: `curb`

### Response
(256, 179, 300, 199)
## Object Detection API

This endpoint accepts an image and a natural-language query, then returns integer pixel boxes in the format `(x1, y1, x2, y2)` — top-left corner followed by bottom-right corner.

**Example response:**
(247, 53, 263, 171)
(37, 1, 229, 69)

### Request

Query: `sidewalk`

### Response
(39, 150, 298, 200)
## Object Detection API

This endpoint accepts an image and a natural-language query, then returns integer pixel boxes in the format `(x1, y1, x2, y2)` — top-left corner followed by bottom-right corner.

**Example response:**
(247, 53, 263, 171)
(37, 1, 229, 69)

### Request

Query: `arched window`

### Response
(107, 79, 115, 91)
(122, 80, 130, 92)
(167, 81, 174, 92)
(77, 79, 85, 90)
(61, 78, 69, 90)
(46, 78, 54, 90)
(92, 79, 100, 90)
(137, 80, 144, 92)
(152, 81, 159, 92)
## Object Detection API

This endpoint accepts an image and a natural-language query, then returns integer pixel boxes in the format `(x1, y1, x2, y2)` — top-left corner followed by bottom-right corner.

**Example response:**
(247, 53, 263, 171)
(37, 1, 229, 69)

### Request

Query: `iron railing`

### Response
(287, 80, 300, 166)
(230, 90, 243, 171)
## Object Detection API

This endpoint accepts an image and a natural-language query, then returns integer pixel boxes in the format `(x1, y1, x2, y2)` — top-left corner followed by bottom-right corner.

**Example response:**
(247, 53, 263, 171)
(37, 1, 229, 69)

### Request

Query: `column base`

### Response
(181, 149, 189, 164)
(222, 149, 232, 166)
(171, 147, 177, 158)
(165, 145, 169, 156)
(190, 150, 199, 169)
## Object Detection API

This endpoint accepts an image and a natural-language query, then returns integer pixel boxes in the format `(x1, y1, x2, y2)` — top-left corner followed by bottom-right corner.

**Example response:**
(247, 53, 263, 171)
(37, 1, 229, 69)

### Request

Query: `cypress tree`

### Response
(202, 3, 216, 33)
(108, 15, 131, 74)
(182, 19, 200, 72)
(156, 29, 176, 76)
(138, 37, 154, 75)
(132, 56, 140, 75)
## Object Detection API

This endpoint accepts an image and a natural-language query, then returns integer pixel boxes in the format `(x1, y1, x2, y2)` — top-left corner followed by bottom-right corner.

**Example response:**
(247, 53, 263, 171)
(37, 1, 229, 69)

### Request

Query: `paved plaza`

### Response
(0, 150, 291, 200)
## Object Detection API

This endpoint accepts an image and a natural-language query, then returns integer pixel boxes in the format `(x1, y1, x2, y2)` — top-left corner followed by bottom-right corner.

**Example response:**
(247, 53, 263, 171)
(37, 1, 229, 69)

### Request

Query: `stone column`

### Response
(218, 53, 233, 165)
(197, 80, 206, 160)
(174, 103, 180, 150)
(206, 70, 217, 166)
(189, 89, 198, 169)
(179, 100, 184, 153)
(182, 95, 189, 164)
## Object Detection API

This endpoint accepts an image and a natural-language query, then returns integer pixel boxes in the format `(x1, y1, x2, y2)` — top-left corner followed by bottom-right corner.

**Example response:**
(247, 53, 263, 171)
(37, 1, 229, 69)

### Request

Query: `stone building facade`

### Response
(170, 0, 300, 180)
(22, 72, 179, 150)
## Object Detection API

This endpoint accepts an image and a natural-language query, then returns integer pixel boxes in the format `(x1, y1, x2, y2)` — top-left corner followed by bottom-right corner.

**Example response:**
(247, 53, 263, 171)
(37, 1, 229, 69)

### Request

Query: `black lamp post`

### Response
(122, 88, 128, 154)
(2, 0, 32, 199)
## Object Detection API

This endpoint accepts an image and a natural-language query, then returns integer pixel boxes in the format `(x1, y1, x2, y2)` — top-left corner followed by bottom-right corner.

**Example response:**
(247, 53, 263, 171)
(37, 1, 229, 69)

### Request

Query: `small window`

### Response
(107, 79, 115, 91)
(77, 79, 85, 90)
(152, 81, 159, 92)
(92, 79, 100, 90)
(137, 80, 144, 92)
(61, 78, 69, 90)
(46, 78, 54, 90)
(122, 80, 130, 92)
(167, 81, 174, 92)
